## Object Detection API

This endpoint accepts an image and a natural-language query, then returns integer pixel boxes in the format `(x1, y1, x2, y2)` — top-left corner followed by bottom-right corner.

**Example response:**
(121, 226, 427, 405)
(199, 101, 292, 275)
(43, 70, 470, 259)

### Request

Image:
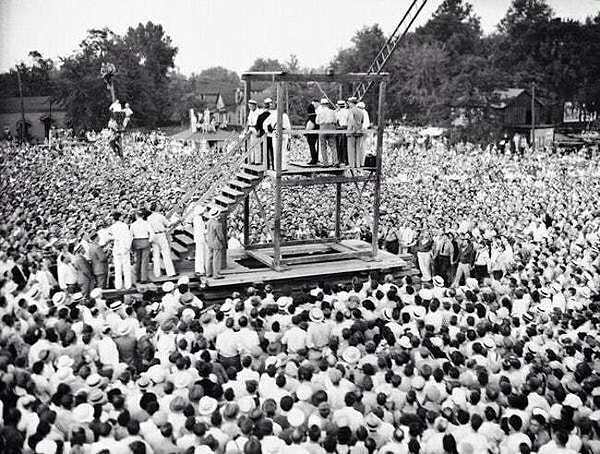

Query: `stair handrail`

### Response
(170, 135, 266, 230)
(167, 131, 251, 221)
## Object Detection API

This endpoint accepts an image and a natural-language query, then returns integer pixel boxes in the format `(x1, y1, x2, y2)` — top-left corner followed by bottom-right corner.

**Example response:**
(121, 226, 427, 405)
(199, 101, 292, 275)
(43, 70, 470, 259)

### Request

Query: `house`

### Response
(0, 96, 66, 143)
(194, 86, 244, 128)
(491, 88, 554, 148)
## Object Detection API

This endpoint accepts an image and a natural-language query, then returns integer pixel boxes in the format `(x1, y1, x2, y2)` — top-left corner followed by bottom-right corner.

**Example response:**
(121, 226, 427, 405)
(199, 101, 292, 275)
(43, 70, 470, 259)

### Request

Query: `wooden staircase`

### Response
(170, 163, 266, 262)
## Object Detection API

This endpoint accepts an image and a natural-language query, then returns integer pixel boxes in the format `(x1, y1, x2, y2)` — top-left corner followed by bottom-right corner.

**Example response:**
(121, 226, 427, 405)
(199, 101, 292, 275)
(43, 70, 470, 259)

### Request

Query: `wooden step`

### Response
(214, 195, 236, 208)
(236, 172, 261, 183)
(174, 234, 195, 247)
(182, 225, 195, 238)
(222, 187, 244, 199)
(230, 179, 251, 191)
(171, 242, 188, 256)
(206, 203, 227, 214)
(241, 163, 265, 175)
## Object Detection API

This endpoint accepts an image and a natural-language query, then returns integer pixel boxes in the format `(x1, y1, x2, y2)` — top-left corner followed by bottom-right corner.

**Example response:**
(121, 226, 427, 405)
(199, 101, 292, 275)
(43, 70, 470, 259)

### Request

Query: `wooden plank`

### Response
(247, 250, 275, 268)
(335, 182, 342, 240)
(281, 175, 376, 187)
(245, 238, 338, 250)
(280, 250, 371, 266)
(241, 72, 390, 83)
(372, 80, 386, 260)
(243, 195, 250, 248)
(273, 82, 284, 271)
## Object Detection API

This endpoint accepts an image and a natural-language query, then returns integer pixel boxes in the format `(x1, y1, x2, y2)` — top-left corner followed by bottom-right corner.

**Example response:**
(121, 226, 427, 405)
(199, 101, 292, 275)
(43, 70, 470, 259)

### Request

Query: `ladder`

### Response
(353, 0, 429, 101)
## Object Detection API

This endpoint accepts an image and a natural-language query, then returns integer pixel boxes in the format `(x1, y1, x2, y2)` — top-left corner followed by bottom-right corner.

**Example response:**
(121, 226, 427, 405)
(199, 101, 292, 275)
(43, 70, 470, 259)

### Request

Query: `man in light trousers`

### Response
(147, 202, 176, 278)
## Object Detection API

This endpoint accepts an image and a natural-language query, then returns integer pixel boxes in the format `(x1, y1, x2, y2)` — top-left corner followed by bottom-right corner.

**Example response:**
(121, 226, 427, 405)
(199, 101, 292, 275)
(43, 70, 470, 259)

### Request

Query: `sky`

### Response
(1, 0, 599, 75)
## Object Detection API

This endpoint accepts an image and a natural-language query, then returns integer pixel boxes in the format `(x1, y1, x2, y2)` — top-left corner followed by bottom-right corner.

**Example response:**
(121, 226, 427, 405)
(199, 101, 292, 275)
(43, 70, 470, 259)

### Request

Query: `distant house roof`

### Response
(0, 96, 64, 115)
(491, 88, 547, 110)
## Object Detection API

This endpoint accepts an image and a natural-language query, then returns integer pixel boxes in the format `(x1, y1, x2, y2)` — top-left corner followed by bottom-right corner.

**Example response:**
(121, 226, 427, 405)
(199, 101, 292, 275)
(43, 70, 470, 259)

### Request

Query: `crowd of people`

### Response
(2, 126, 600, 453)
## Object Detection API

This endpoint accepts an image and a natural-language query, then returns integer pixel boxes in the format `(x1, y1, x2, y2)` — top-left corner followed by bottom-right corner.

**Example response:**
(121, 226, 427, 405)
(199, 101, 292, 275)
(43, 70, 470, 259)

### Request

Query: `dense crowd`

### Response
(2, 129, 600, 453)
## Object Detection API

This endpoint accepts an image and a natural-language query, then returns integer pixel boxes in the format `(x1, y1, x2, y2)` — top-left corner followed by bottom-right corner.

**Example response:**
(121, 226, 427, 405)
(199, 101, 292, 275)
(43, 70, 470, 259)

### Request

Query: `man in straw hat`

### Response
(205, 207, 226, 279)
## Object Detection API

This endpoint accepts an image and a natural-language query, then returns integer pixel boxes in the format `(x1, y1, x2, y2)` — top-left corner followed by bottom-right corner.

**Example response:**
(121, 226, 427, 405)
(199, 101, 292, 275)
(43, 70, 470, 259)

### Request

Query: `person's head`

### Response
(248, 100, 257, 111)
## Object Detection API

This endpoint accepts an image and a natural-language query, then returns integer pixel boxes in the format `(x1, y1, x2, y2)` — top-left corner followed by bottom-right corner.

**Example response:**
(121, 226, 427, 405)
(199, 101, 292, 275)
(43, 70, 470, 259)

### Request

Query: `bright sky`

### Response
(1, 0, 598, 75)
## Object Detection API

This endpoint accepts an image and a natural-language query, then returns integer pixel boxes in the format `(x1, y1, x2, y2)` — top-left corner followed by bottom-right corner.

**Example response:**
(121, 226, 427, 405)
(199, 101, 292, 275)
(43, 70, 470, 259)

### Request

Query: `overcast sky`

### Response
(1, 0, 599, 75)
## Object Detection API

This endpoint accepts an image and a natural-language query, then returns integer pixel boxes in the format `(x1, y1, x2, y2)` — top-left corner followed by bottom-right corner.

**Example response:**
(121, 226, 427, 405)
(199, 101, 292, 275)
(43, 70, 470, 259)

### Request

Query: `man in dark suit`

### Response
(256, 98, 273, 169)
(73, 245, 94, 297)
(205, 208, 226, 279)
(11, 254, 29, 291)
(88, 235, 109, 289)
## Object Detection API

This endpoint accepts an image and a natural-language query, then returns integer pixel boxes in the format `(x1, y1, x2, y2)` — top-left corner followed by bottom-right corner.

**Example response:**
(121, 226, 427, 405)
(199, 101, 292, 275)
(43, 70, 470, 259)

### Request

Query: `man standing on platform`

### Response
(193, 204, 208, 276)
(247, 99, 261, 164)
(88, 232, 109, 289)
(358, 101, 371, 160)
(130, 210, 154, 284)
(256, 98, 272, 169)
(336, 100, 349, 166)
(346, 97, 364, 168)
(263, 101, 291, 171)
(148, 202, 176, 279)
(316, 99, 338, 166)
(205, 208, 225, 279)
(107, 211, 133, 290)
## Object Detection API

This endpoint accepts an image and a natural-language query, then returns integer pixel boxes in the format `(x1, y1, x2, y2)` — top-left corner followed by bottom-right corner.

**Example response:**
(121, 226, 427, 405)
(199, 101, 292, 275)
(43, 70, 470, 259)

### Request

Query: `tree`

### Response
(416, 0, 483, 58)
(0, 51, 57, 98)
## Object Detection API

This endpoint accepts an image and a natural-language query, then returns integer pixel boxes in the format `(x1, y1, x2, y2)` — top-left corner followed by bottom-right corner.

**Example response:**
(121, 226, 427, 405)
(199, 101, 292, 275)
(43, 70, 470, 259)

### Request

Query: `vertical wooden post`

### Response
(531, 82, 536, 152)
(273, 82, 284, 270)
(243, 196, 250, 248)
(244, 80, 251, 133)
(221, 212, 228, 269)
(372, 80, 386, 260)
(335, 182, 342, 240)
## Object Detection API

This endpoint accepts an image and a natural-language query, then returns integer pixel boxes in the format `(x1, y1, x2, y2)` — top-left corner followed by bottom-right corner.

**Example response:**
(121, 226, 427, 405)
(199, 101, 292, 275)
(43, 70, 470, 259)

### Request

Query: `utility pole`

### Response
(531, 82, 536, 152)
(16, 67, 26, 143)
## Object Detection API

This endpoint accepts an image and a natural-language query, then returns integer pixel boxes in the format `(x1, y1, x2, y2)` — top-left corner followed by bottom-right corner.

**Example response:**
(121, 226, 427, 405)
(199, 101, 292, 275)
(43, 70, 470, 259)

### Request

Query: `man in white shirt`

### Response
(130, 210, 154, 284)
(215, 318, 240, 371)
(247, 99, 262, 165)
(108, 211, 133, 290)
(316, 99, 338, 166)
(192, 204, 208, 276)
(358, 101, 371, 158)
(147, 202, 176, 278)
(335, 100, 349, 165)
(263, 103, 291, 171)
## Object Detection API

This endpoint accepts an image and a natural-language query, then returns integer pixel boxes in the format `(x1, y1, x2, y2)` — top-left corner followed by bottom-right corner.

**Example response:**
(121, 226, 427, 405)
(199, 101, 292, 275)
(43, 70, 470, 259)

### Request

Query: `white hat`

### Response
(399, 336, 412, 349)
(419, 288, 433, 300)
(73, 403, 94, 423)
(413, 306, 426, 320)
(342, 346, 361, 364)
(320, 98, 328, 104)
(208, 207, 221, 218)
(162, 281, 175, 293)
(357, 101, 366, 109)
(309, 307, 324, 323)
(198, 396, 218, 415)
(564, 393, 583, 409)
(56, 355, 74, 369)
(263, 97, 273, 104)
(297, 383, 313, 401)
(288, 408, 305, 427)
(90, 288, 103, 299)
(433, 276, 445, 287)
(238, 396, 255, 413)
(52, 291, 67, 306)
(35, 439, 58, 454)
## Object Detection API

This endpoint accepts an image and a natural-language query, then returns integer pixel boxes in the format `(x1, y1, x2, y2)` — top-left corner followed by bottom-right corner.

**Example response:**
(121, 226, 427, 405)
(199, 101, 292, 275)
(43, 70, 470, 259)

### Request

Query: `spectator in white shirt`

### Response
(107, 211, 133, 290)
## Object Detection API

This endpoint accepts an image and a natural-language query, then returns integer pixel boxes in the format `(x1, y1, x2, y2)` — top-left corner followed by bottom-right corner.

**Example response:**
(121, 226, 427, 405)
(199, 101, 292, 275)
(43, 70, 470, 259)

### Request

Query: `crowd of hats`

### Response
(0, 132, 230, 269)
(2, 129, 600, 453)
